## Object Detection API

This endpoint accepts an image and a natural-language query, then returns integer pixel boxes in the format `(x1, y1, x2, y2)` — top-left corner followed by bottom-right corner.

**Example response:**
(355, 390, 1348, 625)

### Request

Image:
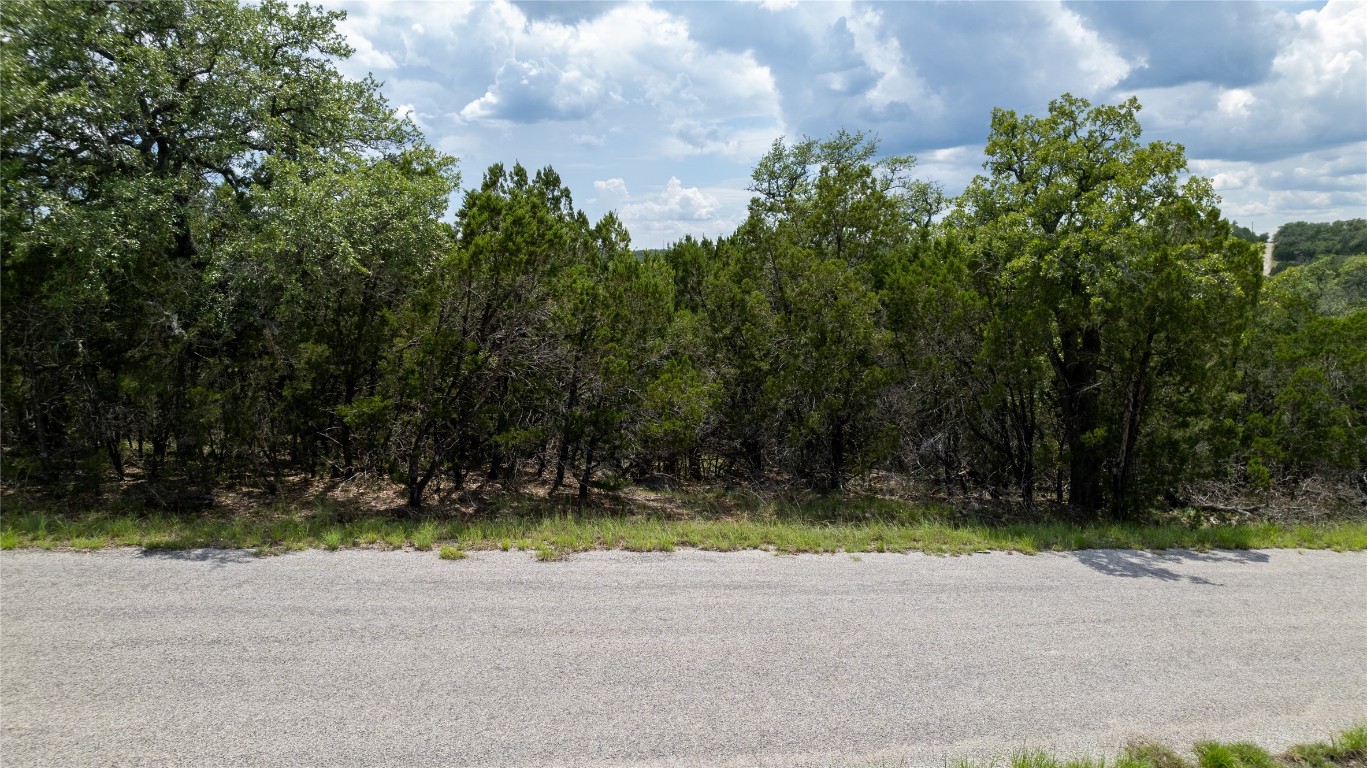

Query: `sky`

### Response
(321, 0, 1367, 249)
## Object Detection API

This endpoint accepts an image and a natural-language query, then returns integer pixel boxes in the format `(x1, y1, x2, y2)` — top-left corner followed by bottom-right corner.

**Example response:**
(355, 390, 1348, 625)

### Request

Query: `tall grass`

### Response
(3, 489, 1365, 555)
(928, 724, 1366, 768)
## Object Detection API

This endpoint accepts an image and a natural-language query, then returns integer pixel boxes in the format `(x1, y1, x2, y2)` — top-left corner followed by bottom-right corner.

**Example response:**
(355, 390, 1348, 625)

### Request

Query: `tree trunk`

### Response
(407, 456, 440, 508)
(553, 349, 583, 492)
(829, 419, 846, 491)
(553, 438, 570, 491)
(741, 434, 763, 477)
(1111, 333, 1155, 515)
(106, 436, 125, 481)
(577, 437, 597, 499)
(1053, 323, 1104, 512)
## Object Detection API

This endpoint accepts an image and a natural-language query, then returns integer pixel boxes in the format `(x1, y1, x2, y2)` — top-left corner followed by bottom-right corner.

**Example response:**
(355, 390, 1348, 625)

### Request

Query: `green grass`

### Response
(907, 725, 1367, 768)
(3, 487, 1365, 559)
(1194, 742, 1280, 768)
(412, 521, 438, 551)
(1285, 724, 1367, 768)
(438, 545, 468, 560)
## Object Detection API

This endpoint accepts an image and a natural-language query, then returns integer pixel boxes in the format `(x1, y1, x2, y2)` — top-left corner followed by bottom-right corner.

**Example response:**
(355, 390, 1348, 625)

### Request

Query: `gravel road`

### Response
(2, 548, 1364, 767)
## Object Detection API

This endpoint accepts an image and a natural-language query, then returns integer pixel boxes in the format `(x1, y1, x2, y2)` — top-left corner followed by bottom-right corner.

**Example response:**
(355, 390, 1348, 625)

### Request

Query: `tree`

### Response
(1, 0, 440, 489)
(386, 164, 575, 507)
(954, 94, 1260, 514)
(706, 131, 941, 488)
(1231, 222, 1268, 244)
(1272, 220, 1367, 264)
(1240, 260, 1367, 487)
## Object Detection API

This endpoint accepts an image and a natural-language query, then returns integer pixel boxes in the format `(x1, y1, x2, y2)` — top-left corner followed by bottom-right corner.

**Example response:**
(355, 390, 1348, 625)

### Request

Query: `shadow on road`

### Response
(1072, 548, 1270, 585)
(138, 548, 257, 569)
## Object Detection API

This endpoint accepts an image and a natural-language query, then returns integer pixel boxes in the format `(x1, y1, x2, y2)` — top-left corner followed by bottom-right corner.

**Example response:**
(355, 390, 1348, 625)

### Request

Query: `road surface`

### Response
(3, 548, 1364, 767)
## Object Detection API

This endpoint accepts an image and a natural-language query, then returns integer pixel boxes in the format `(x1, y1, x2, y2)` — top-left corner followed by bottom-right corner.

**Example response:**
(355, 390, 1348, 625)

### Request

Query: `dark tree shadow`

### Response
(1071, 548, 1271, 585)
(138, 548, 258, 569)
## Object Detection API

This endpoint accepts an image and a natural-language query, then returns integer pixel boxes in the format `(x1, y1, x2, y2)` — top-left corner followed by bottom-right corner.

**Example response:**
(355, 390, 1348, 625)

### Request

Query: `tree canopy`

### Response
(1273, 219, 1367, 264)
(5, 2, 1355, 518)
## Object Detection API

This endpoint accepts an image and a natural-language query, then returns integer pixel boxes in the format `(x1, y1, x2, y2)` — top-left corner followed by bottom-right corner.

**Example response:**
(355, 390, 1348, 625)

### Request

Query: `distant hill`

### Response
(1231, 222, 1268, 244)
(1272, 219, 1367, 264)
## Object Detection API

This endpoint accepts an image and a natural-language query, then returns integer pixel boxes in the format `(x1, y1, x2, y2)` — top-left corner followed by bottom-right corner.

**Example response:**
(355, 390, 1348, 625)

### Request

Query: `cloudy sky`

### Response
(322, 0, 1367, 248)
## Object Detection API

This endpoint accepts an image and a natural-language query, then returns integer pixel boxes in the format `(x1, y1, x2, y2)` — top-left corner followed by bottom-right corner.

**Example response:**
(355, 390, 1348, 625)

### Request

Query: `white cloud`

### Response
(1272, 1, 1366, 98)
(1038, 1, 1132, 93)
(1126, 0, 1365, 161)
(430, 1, 781, 134)
(844, 6, 939, 115)
(623, 177, 719, 221)
(913, 144, 981, 197)
(1217, 88, 1256, 119)
(594, 177, 629, 200)
(317, 0, 1364, 247)
(393, 103, 425, 131)
(1189, 145, 1367, 234)
(459, 59, 606, 124)
(339, 23, 396, 70)
(614, 178, 753, 245)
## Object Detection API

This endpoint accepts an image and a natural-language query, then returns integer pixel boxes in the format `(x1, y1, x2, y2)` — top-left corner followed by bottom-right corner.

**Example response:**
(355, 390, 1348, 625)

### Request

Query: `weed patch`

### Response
(917, 725, 1366, 768)
(4, 485, 1365, 559)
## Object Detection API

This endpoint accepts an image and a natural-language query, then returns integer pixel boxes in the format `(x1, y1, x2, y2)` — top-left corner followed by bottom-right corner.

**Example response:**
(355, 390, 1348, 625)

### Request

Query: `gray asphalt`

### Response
(2, 548, 1364, 768)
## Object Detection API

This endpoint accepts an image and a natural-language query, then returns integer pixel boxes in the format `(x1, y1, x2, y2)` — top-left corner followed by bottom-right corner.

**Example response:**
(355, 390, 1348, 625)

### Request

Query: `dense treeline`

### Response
(3, 1, 1363, 518)
(1273, 219, 1367, 264)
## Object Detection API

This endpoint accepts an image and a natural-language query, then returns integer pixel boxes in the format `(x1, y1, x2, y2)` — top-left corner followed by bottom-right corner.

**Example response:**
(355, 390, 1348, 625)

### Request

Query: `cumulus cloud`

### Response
(1190, 144, 1367, 234)
(338, 20, 397, 70)
(441, 1, 781, 132)
(1121, 1, 1365, 162)
(459, 59, 606, 123)
(843, 6, 940, 116)
(593, 177, 629, 201)
(1071, 1, 1290, 90)
(1270, 1, 1364, 99)
(392, 103, 426, 131)
(622, 177, 719, 221)
(1039, 1, 1132, 92)
(319, 0, 1365, 246)
(614, 178, 752, 244)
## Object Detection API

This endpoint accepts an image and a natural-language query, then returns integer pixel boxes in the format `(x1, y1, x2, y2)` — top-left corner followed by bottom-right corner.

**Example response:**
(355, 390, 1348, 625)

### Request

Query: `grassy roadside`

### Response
(3, 485, 1364, 557)
(864, 723, 1367, 768)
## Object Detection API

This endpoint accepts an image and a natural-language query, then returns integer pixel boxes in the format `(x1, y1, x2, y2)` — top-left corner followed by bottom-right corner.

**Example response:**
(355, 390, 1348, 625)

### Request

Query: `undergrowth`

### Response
(858, 724, 1366, 768)
(2, 483, 1364, 557)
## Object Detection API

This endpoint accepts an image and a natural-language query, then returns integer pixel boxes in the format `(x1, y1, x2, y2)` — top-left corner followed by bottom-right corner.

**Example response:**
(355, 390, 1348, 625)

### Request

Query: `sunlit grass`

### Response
(438, 545, 468, 560)
(3, 489, 1364, 558)
(909, 723, 1366, 768)
(1284, 723, 1367, 768)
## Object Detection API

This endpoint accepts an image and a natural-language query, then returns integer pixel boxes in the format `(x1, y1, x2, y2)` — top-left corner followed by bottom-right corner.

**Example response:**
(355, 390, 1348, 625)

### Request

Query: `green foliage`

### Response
(1285, 724, 1367, 768)
(922, 728, 1367, 768)
(1238, 257, 1367, 484)
(701, 131, 940, 488)
(1, 15, 1345, 522)
(1, 0, 444, 490)
(1192, 743, 1278, 768)
(1273, 219, 1367, 264)
(6, 486, 1365, 554)
(1122, 741, 1194, 768)
(1231, 223, 1268, 244)
(952, 94, 1261, 515)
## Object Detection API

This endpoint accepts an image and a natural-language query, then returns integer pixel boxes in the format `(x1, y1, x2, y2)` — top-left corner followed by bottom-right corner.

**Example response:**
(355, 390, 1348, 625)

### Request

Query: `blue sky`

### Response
(321, 0, 1367, 248)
